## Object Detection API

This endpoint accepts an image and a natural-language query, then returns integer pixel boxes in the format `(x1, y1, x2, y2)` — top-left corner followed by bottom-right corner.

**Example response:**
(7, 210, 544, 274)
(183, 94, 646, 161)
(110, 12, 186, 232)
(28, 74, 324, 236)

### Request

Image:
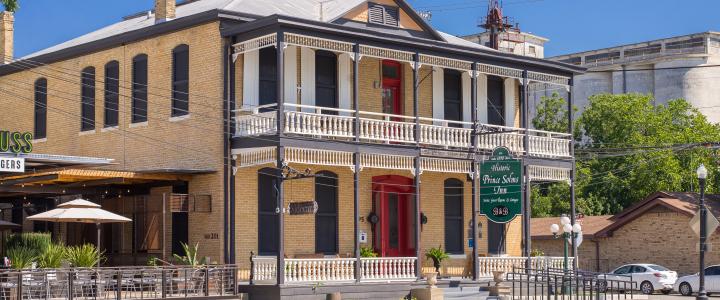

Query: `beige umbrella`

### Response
(27, 199, 131, 265)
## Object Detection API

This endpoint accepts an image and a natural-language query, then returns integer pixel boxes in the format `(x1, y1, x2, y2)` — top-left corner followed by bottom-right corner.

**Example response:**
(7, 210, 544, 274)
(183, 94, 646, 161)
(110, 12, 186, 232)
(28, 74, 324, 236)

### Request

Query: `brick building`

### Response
(532, 192, 720, 275)
(0, 0, 582, 297)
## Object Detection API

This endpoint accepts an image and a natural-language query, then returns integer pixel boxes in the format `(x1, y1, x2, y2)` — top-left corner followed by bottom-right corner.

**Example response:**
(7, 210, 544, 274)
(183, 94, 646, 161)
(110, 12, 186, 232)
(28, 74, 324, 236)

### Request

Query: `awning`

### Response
(0, 152, 114, 172)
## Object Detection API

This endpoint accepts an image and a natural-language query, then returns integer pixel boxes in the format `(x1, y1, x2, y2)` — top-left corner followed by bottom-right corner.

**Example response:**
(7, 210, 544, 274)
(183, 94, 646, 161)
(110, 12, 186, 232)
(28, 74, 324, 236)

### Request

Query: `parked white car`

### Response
(674, 265, 720, 296)
(601, 264, 677, 294)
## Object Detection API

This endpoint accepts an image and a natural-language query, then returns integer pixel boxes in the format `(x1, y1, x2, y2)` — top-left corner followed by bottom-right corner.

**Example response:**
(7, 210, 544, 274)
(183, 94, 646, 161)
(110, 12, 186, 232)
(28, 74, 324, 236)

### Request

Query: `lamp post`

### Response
(697, 163, 708, 300)
(551, 215, 582, 294)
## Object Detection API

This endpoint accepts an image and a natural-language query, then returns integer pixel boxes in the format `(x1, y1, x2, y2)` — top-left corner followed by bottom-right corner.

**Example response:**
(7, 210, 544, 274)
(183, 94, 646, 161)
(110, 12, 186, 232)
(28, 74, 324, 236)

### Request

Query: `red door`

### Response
(373, 175, 415, 257)
(381, 60, 402, 116)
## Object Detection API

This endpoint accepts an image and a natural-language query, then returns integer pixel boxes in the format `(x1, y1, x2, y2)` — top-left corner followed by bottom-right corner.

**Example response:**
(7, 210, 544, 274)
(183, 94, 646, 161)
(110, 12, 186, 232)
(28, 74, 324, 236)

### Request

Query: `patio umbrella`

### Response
(0, 220, 20, 257)
(27, 199, 131, 264)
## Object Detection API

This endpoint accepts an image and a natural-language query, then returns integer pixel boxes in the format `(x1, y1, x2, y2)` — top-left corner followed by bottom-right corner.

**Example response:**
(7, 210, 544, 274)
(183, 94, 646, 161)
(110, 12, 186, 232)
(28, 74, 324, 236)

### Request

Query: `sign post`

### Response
(479, 147, 522, 223)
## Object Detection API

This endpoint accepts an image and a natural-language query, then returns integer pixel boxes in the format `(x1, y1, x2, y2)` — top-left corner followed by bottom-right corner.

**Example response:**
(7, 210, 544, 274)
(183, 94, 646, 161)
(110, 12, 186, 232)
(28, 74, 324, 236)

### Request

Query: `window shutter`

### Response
(462, 71, 471, 127)
(504, 78, 516, 127)
(368, 4, 385, 25)
(432, 67, 444, 124)
(384, 6, 399, 27)
(300, 47, 316, 112)
(477, 74, 488, 124)
(284, 45, 298, 105)
(337, 53, 352, 116)
(242, 50, 259, 109)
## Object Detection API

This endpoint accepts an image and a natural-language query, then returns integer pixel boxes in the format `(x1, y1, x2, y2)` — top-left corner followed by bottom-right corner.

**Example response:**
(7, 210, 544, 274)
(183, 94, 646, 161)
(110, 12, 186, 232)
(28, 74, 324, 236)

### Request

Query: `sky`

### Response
(9, 0, 720, 58)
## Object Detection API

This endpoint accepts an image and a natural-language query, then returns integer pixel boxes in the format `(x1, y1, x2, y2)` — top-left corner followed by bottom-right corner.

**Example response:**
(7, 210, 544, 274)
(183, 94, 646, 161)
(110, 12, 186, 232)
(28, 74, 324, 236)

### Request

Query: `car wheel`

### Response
(597, 280, 608, 292)
(640, 281, 654, 295)
(662, 290, 672, 295)
(679, 282, 693, 296)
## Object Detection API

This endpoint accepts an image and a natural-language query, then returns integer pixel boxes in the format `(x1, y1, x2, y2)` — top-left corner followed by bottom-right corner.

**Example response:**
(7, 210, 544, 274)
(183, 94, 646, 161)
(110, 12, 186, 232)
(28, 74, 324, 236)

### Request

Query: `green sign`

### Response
(0, 131, 33, 154)
(480, 147, 522, 223)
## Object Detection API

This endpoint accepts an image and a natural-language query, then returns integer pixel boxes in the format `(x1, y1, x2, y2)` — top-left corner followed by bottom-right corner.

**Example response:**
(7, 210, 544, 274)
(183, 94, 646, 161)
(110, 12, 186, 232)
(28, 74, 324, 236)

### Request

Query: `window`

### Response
(487, 75, 505, 126)
(80, 67, 96, 131)
(443, 70, 462, 125)
(132, 54, 148, 123)
(368, 3, 399, 27)
(259, 47, 277, 107)
(258, 168, 279, 255)
(104, 61, 120, 128)
(613, 266, 631, 275)
(444, 179, 464, 254)
(34, 78, 47, 139)
(315, 51, 338, 113)
(315, 171, 338, 254)
(171, 44, 189, 117)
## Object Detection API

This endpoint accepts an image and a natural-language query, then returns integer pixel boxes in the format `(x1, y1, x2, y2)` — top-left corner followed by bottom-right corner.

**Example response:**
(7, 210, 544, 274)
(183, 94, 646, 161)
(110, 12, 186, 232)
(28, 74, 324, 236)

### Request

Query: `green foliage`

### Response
(147, 256, 159, 267)
(424, 246, 449, 263)
(359, 246, 377, 258)
(530, 249, 545, 257)
(7, 246, 36, 269)
(37, 243, 66, 269)
(533, 93, 576, 134)
(1, 0, 18, 13)
(531, 93, 720, 216)
(66, 244, 104, 268)
(173, 242, 206, 266)
(5, 232, 51, 257)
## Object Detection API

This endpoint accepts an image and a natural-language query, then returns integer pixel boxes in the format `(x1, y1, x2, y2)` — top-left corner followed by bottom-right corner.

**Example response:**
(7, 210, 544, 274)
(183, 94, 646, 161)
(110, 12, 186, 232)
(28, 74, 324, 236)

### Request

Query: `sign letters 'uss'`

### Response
(480, 147, 522, 223)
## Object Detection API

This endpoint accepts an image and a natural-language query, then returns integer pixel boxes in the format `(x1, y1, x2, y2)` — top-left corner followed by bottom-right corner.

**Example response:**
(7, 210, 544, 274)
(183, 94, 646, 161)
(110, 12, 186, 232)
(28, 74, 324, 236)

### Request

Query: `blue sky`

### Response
(9, 0, 720, 58)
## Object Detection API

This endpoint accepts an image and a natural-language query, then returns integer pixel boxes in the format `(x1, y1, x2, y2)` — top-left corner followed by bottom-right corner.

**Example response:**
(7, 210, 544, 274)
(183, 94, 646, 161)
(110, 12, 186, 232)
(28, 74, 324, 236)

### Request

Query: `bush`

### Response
(37, 243, 66, 268)
(360, 246, 377, 258)
(5, 232, 51, 257)
(7, 246, 37, 269)
(66, 244, 104, 268)
(173, 242, 206, 266)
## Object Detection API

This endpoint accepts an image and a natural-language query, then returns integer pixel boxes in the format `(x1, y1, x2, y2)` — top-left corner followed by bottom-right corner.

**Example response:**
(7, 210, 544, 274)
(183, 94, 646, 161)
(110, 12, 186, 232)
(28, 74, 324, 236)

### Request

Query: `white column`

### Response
(242, 49, 259, 109)
(338, 53, 352, 115)
(301, 47, 316, 112)
(477, 73, 488, 124)
(432, 67, 444, 124)
(504, 77, 517, 127)
(284, 45, 298, 105)
(462, 71, 471, 128)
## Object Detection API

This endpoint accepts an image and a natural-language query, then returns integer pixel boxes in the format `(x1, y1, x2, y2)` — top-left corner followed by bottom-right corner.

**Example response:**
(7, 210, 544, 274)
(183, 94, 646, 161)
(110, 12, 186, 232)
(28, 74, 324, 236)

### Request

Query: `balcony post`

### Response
(413, 52, 422, 280)
(470, 63, 479, 281)
(521, 71, 531, 264)
(413, 52, 420, 145)
(353, 44, 362, 282)
(568, 78, 578, 269)
(276, 31, 285, 137)
(275, 31, 286, 286)
(353, 44, 360, 142)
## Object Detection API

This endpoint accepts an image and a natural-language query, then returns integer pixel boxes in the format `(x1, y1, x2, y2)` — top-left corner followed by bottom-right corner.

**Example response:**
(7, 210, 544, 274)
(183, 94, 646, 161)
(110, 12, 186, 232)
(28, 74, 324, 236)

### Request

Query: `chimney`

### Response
(155, 0, 176, 23)
(0, 11, 13, 64)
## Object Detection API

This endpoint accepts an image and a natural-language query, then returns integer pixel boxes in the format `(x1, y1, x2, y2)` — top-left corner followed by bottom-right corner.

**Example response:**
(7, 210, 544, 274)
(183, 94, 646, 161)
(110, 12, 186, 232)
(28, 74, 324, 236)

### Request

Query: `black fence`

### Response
(506, 267, 637, 300)
(0, 265, 238, 300)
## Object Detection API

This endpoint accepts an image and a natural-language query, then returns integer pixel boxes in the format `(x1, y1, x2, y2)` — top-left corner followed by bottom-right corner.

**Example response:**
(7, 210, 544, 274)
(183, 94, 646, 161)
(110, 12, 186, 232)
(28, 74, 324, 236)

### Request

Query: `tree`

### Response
(1, 0, 18, 13)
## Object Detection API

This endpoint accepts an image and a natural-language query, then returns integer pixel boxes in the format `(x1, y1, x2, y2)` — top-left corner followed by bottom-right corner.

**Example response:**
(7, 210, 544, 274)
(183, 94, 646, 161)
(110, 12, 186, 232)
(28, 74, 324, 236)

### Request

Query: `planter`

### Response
(424, 272, 438, 288)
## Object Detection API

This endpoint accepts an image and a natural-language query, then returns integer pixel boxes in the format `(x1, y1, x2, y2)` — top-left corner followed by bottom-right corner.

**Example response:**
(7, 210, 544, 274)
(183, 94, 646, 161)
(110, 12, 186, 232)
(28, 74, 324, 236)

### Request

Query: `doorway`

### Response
(381, 60, 403, 115)
(372, 175, 415, 257)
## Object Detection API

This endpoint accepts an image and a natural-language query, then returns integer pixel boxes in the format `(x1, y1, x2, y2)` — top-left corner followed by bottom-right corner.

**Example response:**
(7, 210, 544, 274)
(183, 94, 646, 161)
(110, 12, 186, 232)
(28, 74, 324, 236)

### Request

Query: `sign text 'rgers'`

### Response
(479, 147, 522, 223)
(0, 131, 33, 154)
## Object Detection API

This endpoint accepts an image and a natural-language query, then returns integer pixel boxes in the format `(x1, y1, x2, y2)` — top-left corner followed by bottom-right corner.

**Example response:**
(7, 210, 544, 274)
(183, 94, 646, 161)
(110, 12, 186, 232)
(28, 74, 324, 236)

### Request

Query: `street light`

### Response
(697, 163, 708, 300)
(551, 214, 581, 286)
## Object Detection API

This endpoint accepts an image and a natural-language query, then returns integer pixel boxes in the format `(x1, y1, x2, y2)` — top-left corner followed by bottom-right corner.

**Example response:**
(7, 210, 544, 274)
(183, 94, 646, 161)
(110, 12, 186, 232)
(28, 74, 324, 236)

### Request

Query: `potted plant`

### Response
(359, 246, 377, 258)
(66, 244, 104, 268)
(7, 246, 36, 269)
(424, 246, 449, 275)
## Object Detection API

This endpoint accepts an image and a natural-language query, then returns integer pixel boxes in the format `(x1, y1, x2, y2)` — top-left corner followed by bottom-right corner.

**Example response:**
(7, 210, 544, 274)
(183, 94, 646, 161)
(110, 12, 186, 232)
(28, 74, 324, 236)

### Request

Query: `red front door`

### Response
(373, 175, 415, 257)
(381, 60, 402, 116)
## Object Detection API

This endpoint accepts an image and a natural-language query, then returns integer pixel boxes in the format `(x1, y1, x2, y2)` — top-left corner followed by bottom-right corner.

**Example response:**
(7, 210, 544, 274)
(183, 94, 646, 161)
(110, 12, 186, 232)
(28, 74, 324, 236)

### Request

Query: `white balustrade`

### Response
(251, 256, 278, 282)
(477, 256, 575, 278)
(285, 258, 356, 283)
(360, 257, 417, 281)
(419, 124, 472, 148)
(359, 118, 415, 144)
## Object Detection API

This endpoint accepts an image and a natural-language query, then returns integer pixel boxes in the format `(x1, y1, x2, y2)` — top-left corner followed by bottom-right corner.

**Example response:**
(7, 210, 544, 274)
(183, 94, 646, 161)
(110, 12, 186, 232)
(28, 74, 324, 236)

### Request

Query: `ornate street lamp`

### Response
(551, 214, 582, 293)
(697, 163, 708, 300)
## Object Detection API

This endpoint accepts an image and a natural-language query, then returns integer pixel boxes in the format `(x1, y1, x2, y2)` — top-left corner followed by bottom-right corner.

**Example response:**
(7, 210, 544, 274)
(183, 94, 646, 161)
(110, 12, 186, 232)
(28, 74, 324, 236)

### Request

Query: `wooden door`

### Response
(381, 60, 402, 115)
(373, 175, 415, 257)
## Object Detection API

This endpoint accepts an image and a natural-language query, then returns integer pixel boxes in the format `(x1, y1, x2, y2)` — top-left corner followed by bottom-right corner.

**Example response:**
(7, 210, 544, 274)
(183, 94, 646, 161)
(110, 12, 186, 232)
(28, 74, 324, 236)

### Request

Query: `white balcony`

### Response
(476, 256, 575, 278)
(234, 104, 572, 159)
(251, 256, 417, 284)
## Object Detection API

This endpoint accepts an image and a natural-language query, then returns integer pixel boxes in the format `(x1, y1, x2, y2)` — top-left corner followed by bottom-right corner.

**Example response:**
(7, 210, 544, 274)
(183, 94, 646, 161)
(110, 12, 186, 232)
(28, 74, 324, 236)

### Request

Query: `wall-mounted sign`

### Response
(288, 201, 318, 215)
(0, 157, 25, 173)
(479, 147, 522, 223)
(0, 131, 33, 154)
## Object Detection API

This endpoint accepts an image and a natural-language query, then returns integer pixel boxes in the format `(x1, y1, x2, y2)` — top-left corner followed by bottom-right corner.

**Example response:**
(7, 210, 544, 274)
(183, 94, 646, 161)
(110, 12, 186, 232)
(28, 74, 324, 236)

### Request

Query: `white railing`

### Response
(234, 104, 572, 158)
(251, 256, 417, 283)
(477, 256, 575, 278)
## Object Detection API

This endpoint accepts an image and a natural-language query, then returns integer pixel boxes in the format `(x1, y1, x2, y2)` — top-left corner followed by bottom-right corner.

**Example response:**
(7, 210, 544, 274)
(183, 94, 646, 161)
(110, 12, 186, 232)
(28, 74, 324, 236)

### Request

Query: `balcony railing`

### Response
(251, 256, 417, 284)
(234, 103, 572, 158)
(477, 256, 575, 278)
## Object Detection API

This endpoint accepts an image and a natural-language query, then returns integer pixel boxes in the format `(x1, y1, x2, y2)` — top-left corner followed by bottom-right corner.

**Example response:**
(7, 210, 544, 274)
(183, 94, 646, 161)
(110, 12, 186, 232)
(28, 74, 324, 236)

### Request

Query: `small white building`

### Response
(461, 31, 548, 58)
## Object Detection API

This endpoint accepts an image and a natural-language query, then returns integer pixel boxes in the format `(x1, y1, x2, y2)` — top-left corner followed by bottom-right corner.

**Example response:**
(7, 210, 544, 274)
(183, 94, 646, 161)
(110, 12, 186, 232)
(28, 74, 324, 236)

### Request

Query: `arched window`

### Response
(444, 178, 464, 254)
(315, 171, 338, 254)
(132, 54, 148, 123)
(315, 50, 338, 113)
(34, 78, 47, 139)
(171, 44, 189, 117)
(81, 66, 96, 131)
(258, 168, 279, 255)
(258, 47, 277, 107)
(104, 61, 120, 128)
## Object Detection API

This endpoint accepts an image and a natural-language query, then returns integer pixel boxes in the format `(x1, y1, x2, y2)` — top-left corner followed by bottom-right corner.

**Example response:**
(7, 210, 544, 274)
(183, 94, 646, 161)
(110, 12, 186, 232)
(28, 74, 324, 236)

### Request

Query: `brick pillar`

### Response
(0, 11, 13, 64)
(155, 0, 176, 22)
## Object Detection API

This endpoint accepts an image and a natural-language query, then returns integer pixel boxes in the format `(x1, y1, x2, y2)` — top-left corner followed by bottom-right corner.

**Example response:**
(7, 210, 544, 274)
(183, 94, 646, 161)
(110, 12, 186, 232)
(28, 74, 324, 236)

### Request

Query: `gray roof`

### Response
(23, 0, 491, 59)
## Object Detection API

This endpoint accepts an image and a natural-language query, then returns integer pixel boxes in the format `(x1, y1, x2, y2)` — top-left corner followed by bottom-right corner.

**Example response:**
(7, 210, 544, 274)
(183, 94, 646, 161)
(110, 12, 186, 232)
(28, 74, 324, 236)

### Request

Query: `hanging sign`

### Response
(479, 147, 522, 223)
(288, 201, 318, 215)
(0, 157, 25, 173)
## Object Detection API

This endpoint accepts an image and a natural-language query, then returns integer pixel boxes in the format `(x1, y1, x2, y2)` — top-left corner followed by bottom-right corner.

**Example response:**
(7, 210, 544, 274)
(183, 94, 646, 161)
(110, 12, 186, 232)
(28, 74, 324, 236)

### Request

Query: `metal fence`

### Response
(506, 267, 637, 300)
(0, 265, 238, 300)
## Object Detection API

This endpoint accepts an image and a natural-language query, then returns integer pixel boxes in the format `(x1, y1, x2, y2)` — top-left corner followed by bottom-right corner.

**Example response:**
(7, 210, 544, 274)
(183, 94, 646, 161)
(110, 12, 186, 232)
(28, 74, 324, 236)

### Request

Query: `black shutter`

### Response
(132, 54, 148, 123)
(172, 44, 190, 117)
(443, 70, 463, 125)
(315, 172, 338, 255)
(81, 67, 96, 131)
(34, 78, 47, 139)
(104, 61, 120, 128)
(487, 75, 505, 126)
(368, 3, 399, 26)
(258, 47, 277, 108)
(383, 5, 400, 26)
(315, 51, 338, 114)
(444, 179, 464, 254)
(258, 168, 279, 255)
